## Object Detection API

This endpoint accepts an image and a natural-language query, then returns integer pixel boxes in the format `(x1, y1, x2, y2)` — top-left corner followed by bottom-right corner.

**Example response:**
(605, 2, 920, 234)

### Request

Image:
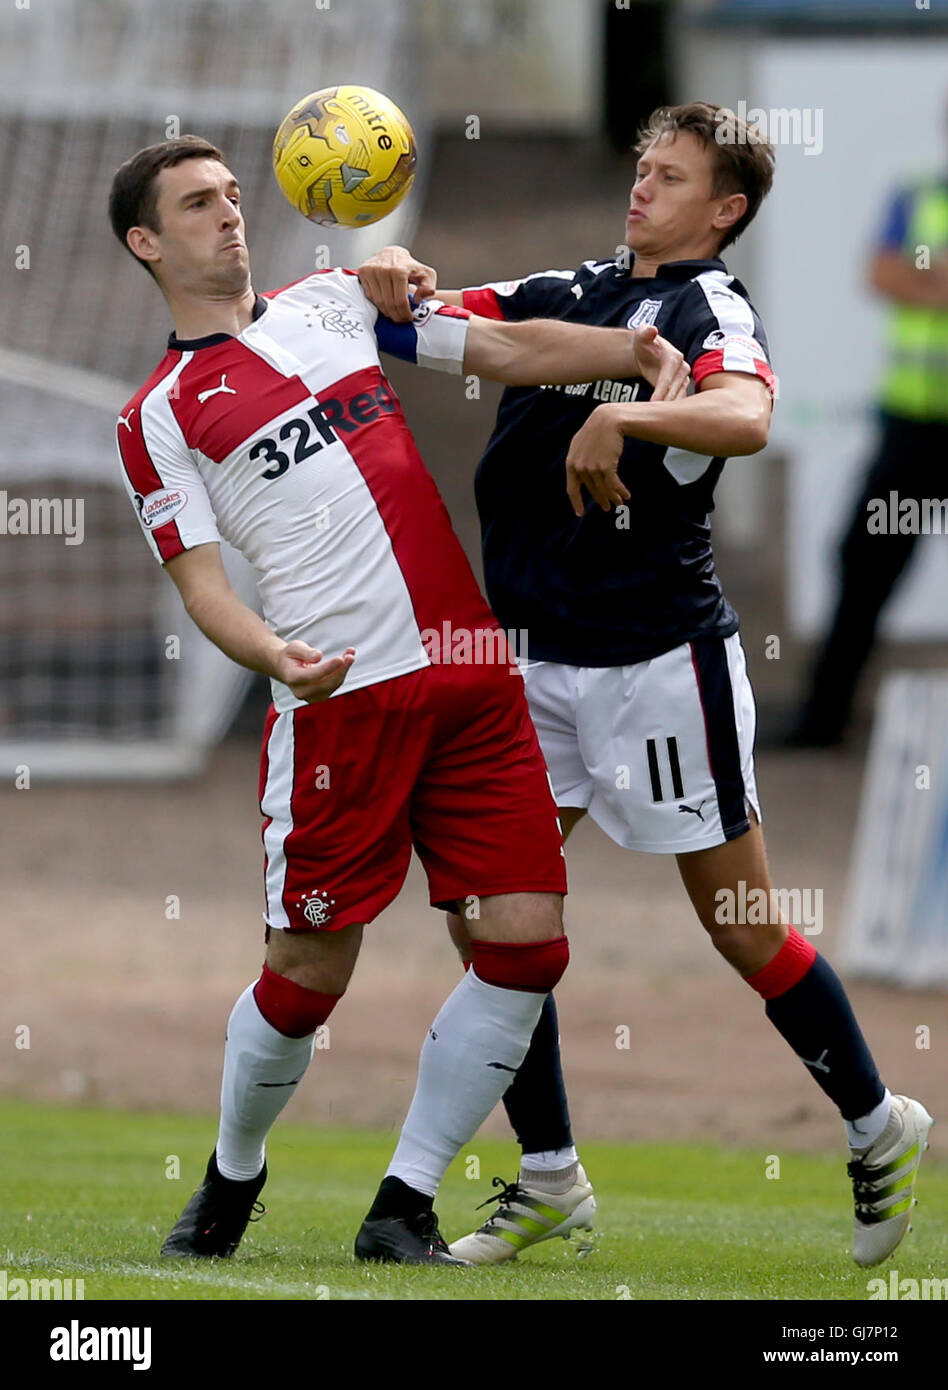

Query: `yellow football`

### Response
(272, 84, 417, 228)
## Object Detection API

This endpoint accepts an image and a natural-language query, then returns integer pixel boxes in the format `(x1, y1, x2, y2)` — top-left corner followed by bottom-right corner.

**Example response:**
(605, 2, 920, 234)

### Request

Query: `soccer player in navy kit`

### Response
(358, 102, 933, 1268)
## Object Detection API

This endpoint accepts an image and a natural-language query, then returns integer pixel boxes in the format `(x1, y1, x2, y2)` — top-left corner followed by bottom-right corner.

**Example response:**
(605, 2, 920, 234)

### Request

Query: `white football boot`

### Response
(449, 1166, 596, 1264)
(848, 1094, 934, 1267)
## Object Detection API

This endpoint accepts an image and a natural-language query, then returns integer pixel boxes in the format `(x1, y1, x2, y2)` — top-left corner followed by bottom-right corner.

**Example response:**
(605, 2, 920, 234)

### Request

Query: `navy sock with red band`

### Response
(747, 930, 884, 1121)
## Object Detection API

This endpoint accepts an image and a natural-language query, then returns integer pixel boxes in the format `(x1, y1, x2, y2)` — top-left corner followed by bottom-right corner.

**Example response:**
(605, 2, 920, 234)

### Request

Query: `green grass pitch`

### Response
(1, 1098, 945, 1301)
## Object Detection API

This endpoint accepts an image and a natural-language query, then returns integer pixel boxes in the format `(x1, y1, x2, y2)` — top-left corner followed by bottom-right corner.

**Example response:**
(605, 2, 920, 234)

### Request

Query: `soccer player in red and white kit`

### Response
(359, 103, 934, 1268)
(108, 135, 689, 1265)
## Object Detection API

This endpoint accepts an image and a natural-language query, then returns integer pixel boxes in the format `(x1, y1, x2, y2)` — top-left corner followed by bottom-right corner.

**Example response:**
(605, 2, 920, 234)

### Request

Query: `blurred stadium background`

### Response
(1, 0, 946, 1158)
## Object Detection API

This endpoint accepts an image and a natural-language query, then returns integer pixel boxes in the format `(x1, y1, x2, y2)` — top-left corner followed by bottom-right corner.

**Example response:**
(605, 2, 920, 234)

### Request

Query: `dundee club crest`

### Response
(627, 299, 663, 329)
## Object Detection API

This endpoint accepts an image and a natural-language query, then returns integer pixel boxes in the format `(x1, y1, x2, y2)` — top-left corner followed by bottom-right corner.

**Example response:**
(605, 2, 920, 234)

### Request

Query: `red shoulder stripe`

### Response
(461, 287, 505, 320)
(693, 349, 776, 398)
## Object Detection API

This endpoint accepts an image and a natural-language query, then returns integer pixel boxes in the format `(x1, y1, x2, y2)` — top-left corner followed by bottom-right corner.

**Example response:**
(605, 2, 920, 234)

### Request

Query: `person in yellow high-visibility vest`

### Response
(791, 175, 948, 746)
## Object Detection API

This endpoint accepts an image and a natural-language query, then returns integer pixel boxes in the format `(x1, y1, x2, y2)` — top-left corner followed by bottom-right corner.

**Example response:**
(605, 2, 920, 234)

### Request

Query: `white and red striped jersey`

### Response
(116, 269, 496, 709)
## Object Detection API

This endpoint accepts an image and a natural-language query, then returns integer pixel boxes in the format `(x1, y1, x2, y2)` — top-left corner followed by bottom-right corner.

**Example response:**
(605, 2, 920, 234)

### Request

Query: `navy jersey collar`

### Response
(168, 293, 268, 352)
(616, 255, 727, 281)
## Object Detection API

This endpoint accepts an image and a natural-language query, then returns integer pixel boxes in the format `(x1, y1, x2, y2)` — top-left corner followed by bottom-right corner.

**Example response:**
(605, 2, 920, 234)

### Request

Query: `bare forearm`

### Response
(513, 321, 639, 385)
(565, 376, 771, 515)
(165, 543, 354, 701)
(469, 320, 638, 386)
(185, 585, 285, 678)
(609, 392, 770, 456)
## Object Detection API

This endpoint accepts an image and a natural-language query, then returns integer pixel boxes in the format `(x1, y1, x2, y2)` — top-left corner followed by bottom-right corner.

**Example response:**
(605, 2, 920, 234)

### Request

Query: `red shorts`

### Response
(258, 660, 567, 932)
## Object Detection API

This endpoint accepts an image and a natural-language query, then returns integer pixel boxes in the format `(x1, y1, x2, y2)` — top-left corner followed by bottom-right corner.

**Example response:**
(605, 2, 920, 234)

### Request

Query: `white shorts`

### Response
(522, 633, 761, 854)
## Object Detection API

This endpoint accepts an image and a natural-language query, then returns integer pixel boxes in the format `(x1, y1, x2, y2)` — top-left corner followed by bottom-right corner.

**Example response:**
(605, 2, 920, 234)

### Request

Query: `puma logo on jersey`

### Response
(197, 373, 238, 404)
(800, 1048, 831, 1075)
(118, 409, 136, 432)
(678, 800, 707, 821)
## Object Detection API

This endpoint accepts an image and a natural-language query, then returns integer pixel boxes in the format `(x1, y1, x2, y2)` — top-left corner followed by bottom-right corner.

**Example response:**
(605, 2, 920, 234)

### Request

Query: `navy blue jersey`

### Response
(462, 255, 775, 666)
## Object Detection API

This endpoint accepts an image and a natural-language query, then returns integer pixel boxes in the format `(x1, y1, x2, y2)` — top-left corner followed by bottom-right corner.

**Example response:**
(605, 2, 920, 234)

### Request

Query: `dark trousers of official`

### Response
(797, 411, 948, 742)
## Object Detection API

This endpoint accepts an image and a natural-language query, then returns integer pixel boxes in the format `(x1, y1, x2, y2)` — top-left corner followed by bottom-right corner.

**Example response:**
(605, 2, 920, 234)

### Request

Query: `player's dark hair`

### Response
(634, 101, 775, 251)
(108, 136, 228, 280)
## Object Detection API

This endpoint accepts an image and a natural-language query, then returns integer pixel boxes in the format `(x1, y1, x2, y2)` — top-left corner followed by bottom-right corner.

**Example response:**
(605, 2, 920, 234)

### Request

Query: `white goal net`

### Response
(0, 0, 427, 779)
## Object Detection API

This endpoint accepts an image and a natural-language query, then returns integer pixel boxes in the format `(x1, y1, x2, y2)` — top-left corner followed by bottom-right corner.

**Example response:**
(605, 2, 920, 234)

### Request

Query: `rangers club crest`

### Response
(304, 306, 363, 338)
(296, 889, 336, 928)
(627, 299, 663, 329)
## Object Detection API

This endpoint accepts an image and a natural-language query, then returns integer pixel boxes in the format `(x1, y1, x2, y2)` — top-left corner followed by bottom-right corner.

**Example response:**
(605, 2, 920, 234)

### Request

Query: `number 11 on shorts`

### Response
(645, 735, 684, 802)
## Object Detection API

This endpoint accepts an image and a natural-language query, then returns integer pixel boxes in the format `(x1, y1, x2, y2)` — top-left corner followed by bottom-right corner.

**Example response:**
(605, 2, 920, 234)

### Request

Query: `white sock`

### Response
(520, 1147, 579, 1191)
(521, 1146, 579, 1173)
(517, 1150, 575, 1195)
(386, 969, 546, 1197)
(216, 984, 316, 1180)
(846, 1089, 892, 1152)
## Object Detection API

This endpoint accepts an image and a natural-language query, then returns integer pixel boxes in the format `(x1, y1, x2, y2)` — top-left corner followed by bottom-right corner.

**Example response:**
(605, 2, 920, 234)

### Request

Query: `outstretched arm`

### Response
(361, 246, 690, 398)
(165, 542, 355, 702)
(464, 315, 689, 395)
